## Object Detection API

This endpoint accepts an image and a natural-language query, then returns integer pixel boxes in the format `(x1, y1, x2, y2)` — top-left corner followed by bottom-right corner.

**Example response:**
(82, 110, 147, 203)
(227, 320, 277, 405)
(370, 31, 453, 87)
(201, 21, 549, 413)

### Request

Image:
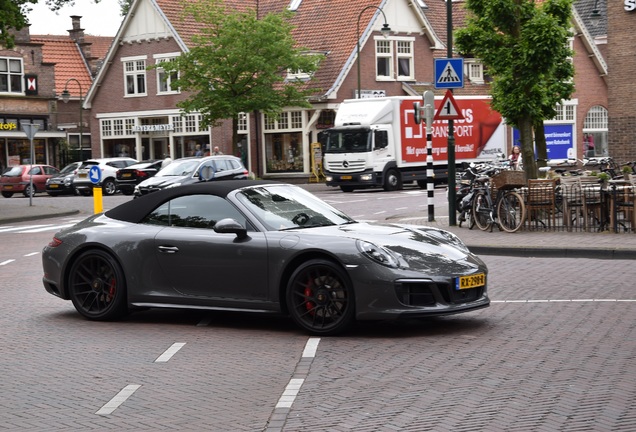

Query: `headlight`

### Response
(360, 174, 373, 181)
(356, 240, 400, 268)
(45, 178, 50, 185)
(64, 177, 71, 186)
(325, 175, 333, 182)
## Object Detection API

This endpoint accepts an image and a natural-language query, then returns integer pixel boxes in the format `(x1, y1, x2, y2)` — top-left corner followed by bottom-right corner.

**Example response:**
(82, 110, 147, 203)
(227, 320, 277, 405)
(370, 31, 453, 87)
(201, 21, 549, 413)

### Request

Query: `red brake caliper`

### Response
(304, 279, 315, 315)
(107, 277, 116, 302)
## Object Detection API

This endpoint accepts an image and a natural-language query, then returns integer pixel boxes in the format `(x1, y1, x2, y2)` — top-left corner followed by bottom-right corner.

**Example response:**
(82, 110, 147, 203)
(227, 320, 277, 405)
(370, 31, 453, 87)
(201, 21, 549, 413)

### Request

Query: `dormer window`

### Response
(465, 60, 484, 84)
(288, 0, 302, 11)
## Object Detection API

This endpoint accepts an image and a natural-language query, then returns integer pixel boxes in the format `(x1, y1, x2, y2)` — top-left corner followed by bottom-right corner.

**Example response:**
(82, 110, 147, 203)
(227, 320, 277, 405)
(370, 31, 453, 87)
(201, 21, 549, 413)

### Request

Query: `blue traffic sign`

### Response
(434, 58, 464, 89)
(89, 165, 102, 184)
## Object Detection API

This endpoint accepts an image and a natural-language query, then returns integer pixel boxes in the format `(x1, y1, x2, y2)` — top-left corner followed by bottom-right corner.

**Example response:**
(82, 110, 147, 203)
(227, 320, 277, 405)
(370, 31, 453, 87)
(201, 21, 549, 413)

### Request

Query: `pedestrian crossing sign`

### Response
(434, 58, 464, 89)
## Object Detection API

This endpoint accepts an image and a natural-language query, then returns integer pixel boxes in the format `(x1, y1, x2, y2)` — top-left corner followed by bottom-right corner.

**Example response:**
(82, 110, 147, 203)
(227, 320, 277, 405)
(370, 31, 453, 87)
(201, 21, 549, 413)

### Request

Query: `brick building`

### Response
(0, 17, 112, 171)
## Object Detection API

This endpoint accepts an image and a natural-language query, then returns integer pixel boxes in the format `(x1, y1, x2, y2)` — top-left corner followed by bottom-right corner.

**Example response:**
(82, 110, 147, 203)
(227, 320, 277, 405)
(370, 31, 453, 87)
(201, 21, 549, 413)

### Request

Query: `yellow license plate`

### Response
(340, 175, 352, 180)
(5, 185, 13, 189)
(49, 184, 59, 188)
(122, 173, 132, 178)
(79, 173, 87, 178)
(456, 273, 485, 290)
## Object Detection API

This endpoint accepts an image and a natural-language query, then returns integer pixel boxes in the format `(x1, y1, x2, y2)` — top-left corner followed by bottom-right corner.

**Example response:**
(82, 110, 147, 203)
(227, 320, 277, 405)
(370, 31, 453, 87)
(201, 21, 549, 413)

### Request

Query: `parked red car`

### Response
(0, 164, 60, 198)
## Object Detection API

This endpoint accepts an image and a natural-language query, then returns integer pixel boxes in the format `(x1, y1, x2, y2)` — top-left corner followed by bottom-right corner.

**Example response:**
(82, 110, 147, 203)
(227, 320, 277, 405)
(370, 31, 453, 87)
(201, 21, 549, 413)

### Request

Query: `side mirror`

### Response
(214, 218, 248, 240)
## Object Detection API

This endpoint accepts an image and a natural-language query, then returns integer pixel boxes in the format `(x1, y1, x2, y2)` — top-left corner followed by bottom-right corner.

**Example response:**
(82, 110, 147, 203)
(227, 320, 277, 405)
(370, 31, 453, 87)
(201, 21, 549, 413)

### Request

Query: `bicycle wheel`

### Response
(497, 191, 526, 233)
(472, 190, 493, 231)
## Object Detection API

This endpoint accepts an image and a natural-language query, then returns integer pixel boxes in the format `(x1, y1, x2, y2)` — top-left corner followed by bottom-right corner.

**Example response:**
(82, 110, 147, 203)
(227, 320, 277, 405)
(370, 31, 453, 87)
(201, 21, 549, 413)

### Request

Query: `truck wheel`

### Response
(383, 169, 402, 191)
(340, 186, 354, 192)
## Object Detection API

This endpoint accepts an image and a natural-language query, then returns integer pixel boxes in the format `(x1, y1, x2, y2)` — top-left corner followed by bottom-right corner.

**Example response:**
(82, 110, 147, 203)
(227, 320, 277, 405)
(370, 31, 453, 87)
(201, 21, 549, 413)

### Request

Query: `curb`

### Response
(467, 245, 636, 260)
(0, 210, 80, 225)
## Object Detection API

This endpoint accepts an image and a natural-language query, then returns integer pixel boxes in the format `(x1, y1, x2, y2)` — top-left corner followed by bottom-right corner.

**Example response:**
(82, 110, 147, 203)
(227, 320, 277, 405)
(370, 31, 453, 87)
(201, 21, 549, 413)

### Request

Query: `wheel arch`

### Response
(60, 243, 128, 300)
(277, 251, 352, 316)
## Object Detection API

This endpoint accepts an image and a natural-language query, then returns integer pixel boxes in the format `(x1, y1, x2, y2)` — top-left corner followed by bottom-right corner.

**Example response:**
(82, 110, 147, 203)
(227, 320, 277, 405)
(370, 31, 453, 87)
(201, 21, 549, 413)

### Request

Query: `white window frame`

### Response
(375, 39, 393, 80)
(464, 60, 484, 84)
(374, 37, 415, 81)
(264, 111, 304, 131)
(0, 57, 24, 94)
(154, 53, 180, 95)
(288, 0, 302, 11)
(121, 55, 147, 97)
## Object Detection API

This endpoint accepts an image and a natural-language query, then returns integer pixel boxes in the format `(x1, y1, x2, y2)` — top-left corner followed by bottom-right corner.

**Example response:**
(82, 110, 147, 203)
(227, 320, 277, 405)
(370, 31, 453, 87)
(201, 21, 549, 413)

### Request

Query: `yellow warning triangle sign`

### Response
(434, 90, 465, 120)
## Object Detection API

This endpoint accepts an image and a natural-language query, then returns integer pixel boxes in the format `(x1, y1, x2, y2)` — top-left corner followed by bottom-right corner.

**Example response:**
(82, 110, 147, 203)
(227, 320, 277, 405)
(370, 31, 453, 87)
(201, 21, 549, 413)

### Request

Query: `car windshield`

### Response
(235, 184, 355, 231)
(157, 159, 200, 177)
(59, 163, 79, 174)
(2, 166, 23, 176)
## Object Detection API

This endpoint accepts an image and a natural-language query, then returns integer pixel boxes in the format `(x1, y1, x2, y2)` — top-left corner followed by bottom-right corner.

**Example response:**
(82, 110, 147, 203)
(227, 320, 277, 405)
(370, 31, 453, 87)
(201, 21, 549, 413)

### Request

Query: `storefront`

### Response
(0, 116, 65, 170)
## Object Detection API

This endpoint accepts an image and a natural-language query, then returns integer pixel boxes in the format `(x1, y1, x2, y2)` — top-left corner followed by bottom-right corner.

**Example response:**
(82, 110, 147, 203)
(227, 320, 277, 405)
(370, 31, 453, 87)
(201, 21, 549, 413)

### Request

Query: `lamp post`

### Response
(61, 78, 83, 160)
(356, 6, 391, 99)
(590, 0, 602, 26)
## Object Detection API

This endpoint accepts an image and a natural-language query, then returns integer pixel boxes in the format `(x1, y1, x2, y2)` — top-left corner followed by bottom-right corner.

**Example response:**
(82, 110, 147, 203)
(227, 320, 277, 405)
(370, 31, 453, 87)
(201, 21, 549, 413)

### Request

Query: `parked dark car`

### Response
(1, 164, 60, 198)
(41, 180, 489, 336)
(45, 161, 82, 196)
(115, 159, 164, 196)
(134, 155, 248, 197)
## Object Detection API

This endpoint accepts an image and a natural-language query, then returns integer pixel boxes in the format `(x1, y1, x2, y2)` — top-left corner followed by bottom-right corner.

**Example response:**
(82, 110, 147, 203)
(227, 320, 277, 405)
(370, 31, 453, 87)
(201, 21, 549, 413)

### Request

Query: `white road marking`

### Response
(0, 259, 15, 266)
(302, 337, 320, 358)
(275, 379, 304, 408)
(275, 338, 320, 409)
(18, 224, 74, 233)
(95, 384, 141, 415)
(373, 211, 387, 215)
(24, 252, 39, 257)
(155, 342, 186, 363)
(0, 224, 50, 233)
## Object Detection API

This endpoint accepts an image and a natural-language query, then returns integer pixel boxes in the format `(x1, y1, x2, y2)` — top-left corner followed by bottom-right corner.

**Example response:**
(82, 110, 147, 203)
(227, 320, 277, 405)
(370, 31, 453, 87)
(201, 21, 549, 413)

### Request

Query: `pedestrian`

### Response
(508, 145, 523, 171)
(212, 146, 223, 155)
(161, 155, 172, 168)
(194, 144, 203, 157)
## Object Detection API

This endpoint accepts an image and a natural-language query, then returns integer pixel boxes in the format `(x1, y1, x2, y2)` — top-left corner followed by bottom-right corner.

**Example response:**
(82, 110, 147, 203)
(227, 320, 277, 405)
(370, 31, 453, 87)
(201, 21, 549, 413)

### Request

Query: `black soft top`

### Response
(104, 179, 283, 224)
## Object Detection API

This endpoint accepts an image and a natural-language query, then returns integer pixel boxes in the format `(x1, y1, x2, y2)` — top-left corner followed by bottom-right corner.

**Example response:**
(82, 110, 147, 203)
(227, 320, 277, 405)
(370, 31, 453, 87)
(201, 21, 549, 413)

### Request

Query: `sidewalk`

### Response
(2, 198, 635, 260)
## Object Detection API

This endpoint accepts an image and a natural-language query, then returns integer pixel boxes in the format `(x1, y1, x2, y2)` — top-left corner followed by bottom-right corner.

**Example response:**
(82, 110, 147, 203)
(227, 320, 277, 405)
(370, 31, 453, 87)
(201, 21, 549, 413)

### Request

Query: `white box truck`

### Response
(322, 96, 506, 192)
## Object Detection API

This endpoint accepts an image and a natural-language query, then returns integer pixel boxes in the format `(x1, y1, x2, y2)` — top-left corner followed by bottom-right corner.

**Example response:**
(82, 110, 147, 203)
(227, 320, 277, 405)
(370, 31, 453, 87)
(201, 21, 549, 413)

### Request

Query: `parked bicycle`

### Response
(471, 170, 527, 233)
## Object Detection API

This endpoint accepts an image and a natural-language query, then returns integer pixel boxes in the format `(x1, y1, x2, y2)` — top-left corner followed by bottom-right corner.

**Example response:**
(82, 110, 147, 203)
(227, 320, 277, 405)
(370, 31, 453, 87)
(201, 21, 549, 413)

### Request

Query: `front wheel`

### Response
(286, 259, 355, 336)
(340, 186, 354, 192)
(68, 249, 127, 320)
(472, 190, 493, 231)
(383, 169, 402, 191)
(497, 191, 526, 233)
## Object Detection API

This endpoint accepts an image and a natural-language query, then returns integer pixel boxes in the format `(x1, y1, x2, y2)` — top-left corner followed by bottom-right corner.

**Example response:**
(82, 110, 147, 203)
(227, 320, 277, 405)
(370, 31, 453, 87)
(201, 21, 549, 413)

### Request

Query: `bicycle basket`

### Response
(491, 170, 526, 190)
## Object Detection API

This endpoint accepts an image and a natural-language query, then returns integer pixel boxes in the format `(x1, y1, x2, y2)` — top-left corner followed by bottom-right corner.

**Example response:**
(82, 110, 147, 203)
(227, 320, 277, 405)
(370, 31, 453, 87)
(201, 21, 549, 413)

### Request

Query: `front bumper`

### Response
(325, 170, 380, 188)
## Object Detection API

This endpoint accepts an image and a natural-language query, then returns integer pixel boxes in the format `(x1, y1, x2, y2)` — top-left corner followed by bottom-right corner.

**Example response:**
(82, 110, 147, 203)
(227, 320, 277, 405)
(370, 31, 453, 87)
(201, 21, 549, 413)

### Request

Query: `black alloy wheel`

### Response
(2, 191, 13, 198)
(68, 249, 127, 320)
(286, 259, 355, 336)
(383, 169, 402, 191)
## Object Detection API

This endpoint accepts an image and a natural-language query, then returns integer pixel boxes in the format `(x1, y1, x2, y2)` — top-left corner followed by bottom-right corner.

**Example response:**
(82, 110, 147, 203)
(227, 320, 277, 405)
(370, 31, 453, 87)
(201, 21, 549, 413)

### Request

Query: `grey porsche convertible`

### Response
(42, 180, 489, 335)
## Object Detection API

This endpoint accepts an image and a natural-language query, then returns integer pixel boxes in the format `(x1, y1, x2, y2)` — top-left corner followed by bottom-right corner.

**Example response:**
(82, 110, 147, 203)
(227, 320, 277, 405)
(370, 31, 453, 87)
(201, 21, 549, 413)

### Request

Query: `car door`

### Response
(151, 194, 269, 301)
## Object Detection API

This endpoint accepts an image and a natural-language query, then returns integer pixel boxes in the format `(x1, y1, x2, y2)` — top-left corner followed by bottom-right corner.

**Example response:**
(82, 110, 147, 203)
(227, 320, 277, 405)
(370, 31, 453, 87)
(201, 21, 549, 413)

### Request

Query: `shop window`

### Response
(265, 133, 303, 173)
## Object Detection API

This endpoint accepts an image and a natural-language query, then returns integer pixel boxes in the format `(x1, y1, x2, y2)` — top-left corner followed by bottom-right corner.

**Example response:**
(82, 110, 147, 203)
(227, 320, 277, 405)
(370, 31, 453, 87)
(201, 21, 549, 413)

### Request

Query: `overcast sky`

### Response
(26, 0, 124, 36)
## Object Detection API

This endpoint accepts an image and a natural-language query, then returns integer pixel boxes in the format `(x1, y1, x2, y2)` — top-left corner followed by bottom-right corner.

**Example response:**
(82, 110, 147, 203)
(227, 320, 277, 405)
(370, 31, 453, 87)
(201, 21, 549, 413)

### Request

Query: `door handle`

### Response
(158, 245, 179, 253)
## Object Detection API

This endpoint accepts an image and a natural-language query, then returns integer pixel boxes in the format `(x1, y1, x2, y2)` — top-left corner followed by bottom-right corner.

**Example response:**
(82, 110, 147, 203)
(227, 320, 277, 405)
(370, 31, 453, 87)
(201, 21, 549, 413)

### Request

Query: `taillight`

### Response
(48, 237, 63, 248)
(137, 170, 149, 178)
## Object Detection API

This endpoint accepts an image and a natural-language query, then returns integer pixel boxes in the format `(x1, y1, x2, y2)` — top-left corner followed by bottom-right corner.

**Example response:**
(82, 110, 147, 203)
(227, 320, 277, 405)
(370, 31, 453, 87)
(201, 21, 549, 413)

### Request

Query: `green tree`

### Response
(455, 0, 574, 178)
(158, 0, 321, 157)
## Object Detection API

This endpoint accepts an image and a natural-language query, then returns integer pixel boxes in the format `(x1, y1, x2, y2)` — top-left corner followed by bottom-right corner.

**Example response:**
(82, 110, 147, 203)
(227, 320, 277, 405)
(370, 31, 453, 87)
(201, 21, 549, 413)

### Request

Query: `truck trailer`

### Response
(322, 96, 506, 192)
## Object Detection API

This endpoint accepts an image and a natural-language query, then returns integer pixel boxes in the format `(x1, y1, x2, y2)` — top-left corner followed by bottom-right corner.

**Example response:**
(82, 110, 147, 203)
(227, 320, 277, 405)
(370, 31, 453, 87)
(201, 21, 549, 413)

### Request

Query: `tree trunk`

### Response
(518, 116, 537, 179)
(534, 120, 548, 173)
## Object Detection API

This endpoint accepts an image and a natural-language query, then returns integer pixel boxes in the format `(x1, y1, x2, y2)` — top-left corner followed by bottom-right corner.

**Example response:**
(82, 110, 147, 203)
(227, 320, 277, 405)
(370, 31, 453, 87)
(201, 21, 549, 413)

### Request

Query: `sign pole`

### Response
(424, 91, 435, 222)
(21, 122, 40, 207)
(446, 0, 457, 226)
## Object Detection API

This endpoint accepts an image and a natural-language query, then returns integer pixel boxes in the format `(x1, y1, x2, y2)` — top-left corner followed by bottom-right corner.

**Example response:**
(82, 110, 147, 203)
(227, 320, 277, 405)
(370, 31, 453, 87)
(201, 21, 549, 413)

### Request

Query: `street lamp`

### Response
(61, 78, 83, 159)
(357, 6, 391, 99)
(589, 0, 602, 27)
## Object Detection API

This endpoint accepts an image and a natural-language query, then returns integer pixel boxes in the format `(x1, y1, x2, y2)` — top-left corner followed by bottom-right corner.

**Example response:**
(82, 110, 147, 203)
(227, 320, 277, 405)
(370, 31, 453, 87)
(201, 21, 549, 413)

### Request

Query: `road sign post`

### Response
(423, 91, 435, 222)
(89, 165, 103, 214)
(20, 122, 39, 207)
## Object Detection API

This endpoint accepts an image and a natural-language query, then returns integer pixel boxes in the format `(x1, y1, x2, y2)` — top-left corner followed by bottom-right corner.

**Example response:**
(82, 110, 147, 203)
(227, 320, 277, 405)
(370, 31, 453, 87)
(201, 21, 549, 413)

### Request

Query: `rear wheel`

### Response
(472, 190, 493, 231)
(383, 169, 402, 191)
(23, 185, 35, 197)
(286, 259, 355, 336)
(68, 249, 127, 320)
(2, 191, 13, 198)
(497, 191, 526, 233)
(102, 179, 117, 196)
(340, 186, 354, 192)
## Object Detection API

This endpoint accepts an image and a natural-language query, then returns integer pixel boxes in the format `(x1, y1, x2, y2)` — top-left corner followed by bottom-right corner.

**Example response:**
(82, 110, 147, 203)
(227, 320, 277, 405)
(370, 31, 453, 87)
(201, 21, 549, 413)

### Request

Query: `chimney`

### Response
(68, 15, 85, 44)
